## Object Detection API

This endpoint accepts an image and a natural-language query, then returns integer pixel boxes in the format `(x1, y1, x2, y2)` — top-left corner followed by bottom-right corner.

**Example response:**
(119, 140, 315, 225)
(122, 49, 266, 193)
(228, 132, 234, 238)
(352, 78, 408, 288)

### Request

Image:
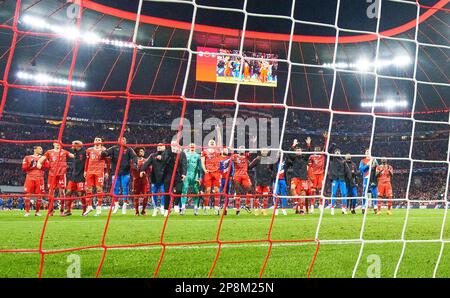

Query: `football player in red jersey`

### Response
(22, 146, 49, 217)
(232, 145, 253, 215)
(38, 142, 74, 216)
(307, 132, 328, 213)
(376, 158, 394, 215)
(83, 137, 110, 216)
(201, 125, 222, 215)
(132, 148, 150, 216)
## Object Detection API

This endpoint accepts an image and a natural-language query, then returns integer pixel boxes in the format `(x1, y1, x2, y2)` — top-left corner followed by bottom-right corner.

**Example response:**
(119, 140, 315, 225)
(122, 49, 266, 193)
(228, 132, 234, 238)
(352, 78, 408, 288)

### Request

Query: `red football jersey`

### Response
(308, 154, 325, 175)
(377, 165, 393, 184)
(232, 153, 249, 176)
(44, 149, 70, 176)
(22, 155, 47, 179)
(202, 150, 221, 172)
(85, 147, 107, 175)
(131, 157, 149, 179)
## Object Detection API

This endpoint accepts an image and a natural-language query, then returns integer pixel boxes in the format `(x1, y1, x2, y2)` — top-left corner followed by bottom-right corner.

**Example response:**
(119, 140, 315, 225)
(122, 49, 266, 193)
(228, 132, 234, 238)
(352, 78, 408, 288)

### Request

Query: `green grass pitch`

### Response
(1, 208, 450, 278)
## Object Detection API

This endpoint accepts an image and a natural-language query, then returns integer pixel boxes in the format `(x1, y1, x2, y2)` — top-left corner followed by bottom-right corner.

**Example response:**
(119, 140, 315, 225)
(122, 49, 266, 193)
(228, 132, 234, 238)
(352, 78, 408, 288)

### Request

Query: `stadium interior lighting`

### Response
(17, 71, 86, 88)
(21, 15, 134, 48)
(361, 100, 408, 108)
(355, 58, 371, 71)
(393, 55, 411, 66)
(323, 56, 411, 71)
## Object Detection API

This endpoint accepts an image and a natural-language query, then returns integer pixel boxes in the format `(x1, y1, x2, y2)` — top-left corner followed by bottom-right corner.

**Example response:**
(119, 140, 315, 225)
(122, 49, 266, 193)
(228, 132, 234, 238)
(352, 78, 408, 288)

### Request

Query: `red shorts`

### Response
(48, 174, 66, 189)
(24, 177, 45, 194)
(291, 178, 310, 194)
(310, 173, 324, 189)
(255, 185, 270, 193)
(234, 174, 252, 189)
(86, 173, 104, 189)
(133, 178, 150, 194)
(203, 171, 221, 188)
(378, 182, 392, 198)
(67, 181, 85, 192)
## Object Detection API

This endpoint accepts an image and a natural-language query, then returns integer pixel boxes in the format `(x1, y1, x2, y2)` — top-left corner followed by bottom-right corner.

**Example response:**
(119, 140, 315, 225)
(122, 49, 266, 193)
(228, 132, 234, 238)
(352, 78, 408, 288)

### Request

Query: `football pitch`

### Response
(1, 208, 450, 278)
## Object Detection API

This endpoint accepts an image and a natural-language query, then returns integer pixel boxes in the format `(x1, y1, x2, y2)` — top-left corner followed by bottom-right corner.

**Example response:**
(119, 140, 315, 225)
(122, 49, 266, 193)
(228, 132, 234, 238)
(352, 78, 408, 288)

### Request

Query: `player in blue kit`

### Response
(219, 147, 234, 215)
(359, 149, 379, 214)
(273, 156, 287, 216)
(329, 145, 352, 215)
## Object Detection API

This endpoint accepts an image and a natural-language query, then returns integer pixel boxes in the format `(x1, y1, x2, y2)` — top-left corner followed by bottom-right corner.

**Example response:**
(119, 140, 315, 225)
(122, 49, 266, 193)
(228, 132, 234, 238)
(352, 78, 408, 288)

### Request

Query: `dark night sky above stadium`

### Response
(92, 0, 439, 33)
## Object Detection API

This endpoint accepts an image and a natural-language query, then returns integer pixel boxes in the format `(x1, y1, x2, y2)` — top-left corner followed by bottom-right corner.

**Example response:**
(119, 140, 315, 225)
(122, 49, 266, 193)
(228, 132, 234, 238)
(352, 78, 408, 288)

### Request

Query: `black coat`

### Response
(329, 156, 351, 181)
(163, 149, 187, 183)
(69, 148, 86, 183)
(285, 153, 309, 180)
(141, 151, 167, 184)
(345, 160, 360, 188)
(101, 145, 137, 176)
(249, 156, 277, 186)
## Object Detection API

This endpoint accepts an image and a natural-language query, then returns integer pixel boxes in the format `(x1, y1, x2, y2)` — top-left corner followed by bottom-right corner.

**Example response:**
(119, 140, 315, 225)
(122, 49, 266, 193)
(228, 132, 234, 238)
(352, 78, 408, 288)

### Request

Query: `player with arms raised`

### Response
(201, 126, 223, 215)
(286, 139, 310, 215)
(308, 132, 328, 213)
(38, 142, 74, 216)
(83, 137, 110, 216)
(232, 145, 253, 215)
(376, 158, 394, 215)
(22, 146, 48, 217)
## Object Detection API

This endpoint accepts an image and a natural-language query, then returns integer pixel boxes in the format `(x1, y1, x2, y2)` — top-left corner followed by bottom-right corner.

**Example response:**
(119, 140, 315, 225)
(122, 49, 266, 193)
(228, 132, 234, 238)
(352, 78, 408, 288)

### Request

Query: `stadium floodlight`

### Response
(22, 15, 48, 30)
(83, 32, 101, 44)
(322, 55, 411, 72)
(355, 58, 371, 71)
(21, 15, 134, 49)
(16, 71, 86, 88)
(361, 100, 408, 108)
(393, 55, 411, 67)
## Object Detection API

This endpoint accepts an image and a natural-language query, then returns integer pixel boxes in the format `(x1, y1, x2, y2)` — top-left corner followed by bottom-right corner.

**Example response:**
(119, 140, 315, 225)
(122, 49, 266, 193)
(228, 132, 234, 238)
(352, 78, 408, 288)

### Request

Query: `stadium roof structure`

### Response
(0, 0, 448, 118)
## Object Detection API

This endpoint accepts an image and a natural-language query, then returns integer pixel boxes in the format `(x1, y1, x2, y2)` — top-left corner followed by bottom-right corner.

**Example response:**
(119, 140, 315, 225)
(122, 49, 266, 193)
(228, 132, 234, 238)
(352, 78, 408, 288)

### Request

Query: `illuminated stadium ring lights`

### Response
(361, 100, 409, 109)
(17, 71, 87, 88)
(21, 15, 135, 48)
(323, 56, 411, 71)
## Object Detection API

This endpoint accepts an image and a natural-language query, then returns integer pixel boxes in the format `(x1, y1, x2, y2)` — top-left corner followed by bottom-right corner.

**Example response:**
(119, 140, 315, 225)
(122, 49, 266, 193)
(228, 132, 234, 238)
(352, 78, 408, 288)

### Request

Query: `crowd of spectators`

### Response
(1, 101, 450, 203)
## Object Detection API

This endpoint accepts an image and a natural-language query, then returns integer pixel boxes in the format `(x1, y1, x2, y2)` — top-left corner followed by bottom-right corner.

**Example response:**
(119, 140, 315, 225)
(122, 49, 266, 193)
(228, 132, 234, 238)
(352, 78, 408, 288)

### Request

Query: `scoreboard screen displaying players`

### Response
(196, 47, 278, 87)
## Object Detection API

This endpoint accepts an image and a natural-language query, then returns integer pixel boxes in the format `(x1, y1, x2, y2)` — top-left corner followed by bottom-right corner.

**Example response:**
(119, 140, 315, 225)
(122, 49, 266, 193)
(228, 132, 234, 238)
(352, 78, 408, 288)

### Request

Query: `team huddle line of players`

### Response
(20, 129, 394, 217)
